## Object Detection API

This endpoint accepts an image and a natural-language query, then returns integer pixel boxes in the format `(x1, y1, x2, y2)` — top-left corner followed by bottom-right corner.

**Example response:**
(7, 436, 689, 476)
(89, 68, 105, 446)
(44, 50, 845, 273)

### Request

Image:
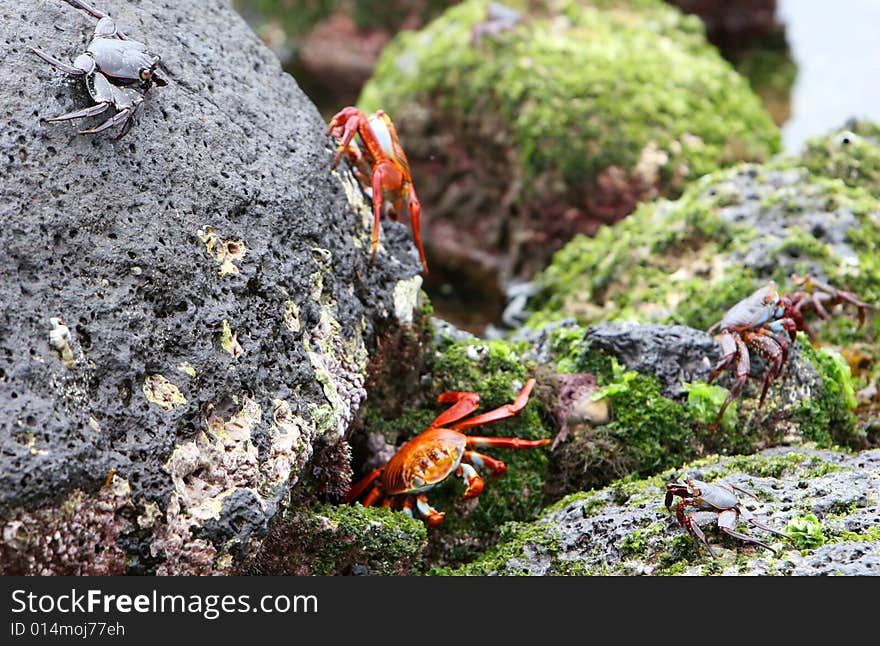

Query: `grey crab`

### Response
(29, 0, 166, 138)
(664, 478, 791, 558)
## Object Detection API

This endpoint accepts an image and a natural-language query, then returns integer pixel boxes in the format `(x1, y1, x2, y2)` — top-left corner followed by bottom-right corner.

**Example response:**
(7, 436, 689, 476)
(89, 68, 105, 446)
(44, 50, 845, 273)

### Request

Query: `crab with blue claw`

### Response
(707, 274, 876, 431)
(29, 0, 166, 138)
(665, 478, 792, 558)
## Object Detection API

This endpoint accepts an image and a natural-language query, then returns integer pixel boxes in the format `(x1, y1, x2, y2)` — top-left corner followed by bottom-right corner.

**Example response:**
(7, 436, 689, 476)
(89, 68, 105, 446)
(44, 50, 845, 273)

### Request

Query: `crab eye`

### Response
(140, 69, 150, 81)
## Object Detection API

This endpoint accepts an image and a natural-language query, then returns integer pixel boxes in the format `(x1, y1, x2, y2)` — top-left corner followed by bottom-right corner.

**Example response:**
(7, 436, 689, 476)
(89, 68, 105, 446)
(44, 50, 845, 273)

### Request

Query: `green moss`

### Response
(269, 503, 427, 575)
(784, 514, 826, 551)
(526, 157, 880, 355)
(434, 519, 566, 576)
(689, 451, 837, 481)
(794, 338, 861, 447)
(683, 381, 736, 431)
(360, 0, 778, 206)
(836, 524, 880, 544)
(798, 120, 880, 198)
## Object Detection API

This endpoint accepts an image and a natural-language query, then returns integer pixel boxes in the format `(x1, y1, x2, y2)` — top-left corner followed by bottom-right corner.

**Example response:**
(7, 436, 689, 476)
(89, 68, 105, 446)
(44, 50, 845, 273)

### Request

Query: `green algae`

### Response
(359, 0, 778, 206)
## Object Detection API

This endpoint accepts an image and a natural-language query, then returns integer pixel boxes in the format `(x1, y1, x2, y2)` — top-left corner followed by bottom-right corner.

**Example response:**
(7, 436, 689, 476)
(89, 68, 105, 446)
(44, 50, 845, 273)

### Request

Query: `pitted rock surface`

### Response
(0, 0, 421, 574)
(464, 447, 880, 575)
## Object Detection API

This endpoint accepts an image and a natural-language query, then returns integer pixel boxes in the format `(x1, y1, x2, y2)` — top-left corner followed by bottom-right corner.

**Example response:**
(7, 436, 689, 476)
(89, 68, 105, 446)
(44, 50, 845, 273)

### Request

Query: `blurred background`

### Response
(231, 0, 880, 152)
(229, 0, 880, 333)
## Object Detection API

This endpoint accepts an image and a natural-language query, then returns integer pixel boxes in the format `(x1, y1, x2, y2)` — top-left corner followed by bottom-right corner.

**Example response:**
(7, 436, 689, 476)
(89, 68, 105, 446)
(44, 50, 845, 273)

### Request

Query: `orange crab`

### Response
(326, 106, 428, 274)
(344, 379, 548, 525)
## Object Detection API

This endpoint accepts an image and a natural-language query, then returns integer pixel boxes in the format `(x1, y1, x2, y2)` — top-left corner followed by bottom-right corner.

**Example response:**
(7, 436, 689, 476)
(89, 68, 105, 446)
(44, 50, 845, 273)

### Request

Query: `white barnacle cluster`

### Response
(48, 317, 76, 369)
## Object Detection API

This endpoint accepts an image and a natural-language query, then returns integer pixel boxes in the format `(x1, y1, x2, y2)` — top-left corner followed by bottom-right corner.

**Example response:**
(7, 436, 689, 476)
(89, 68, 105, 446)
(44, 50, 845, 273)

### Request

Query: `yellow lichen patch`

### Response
(177, 362, 197, 378)
(393, 276, 423, 327)
(198, 225, 246, 276)
(143, 374, 187, 411)
(283, 300, 301, 333)
(48, 317, 75, 369)
(221, 320, 244, 358)
(162, 395, 262, 522)
(262, 399, 307, 486)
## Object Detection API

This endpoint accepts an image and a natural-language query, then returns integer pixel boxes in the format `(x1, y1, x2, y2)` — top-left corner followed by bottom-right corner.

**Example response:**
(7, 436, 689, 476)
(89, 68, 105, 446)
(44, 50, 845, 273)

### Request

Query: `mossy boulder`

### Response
(796, 120, 880, 198)
(527, 121, 880, 336)
(240, 502, 427, 575)
(357, 0, 780, 290)
(442, 446, 880, 575)
(526, 320, 865, 497)
(525, 158, 880, 386)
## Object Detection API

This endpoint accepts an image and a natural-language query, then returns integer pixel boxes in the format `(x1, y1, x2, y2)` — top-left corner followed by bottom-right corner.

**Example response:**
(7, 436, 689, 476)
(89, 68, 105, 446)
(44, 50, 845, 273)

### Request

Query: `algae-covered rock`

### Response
(526, 321, 865, 497)
(241, 502, 428, 575)
(797, 120, 880, 198)
(357, 0, 779, 289)
(526, 158, 880, 351)
(446, 446, 880, 575)
(0, 0, 423, 574)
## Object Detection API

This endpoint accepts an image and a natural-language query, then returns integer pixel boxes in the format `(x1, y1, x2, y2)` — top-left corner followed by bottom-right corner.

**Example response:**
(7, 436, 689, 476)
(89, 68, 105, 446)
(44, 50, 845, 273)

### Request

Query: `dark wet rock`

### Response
(667, 0, 779, 49)
(581, 323, 718, 399)
(0, 0, 423, 574)
(450, 447, 880, 575)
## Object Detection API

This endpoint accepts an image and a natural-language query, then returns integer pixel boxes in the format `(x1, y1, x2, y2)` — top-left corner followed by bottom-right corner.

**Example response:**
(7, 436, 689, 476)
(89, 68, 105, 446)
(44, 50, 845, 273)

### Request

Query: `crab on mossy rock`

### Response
(438, 446, 880, 575)
(526, 123, 880, 352)
(527, 320, 866, 498)
(345, 331, 553, 567)
(357, 0, 780, 286)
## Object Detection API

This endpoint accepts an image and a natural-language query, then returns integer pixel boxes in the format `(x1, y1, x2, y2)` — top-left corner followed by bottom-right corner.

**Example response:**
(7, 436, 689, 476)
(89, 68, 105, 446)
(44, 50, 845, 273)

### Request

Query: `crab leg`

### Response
(744, 331, 786, 407)
(66, 0, 107, 19)
(463, 450, 507, 474)
(717, 510, 776, 554)
(343, 467, 384, 503)
(414, 494, 445, 526)
(676, 500, 716, 558)
(791, 274, 878, 329)
(402, 190, 429, 274)
(430, 391, 482, 429)
(709, 333, 750, 432)
(456, 462, 485, 499)
(449, 379, 536, 431)
(79, 105, 135, 136)
(746, 517, 792, 540)
(28, 47, 87, 76)
(368, 159, 404, 264)
(45, 101, 110, 122)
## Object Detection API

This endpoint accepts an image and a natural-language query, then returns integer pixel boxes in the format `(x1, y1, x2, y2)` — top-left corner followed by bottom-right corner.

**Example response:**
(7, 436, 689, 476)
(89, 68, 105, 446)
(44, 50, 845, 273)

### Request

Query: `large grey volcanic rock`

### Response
(0, 0, 423, 574)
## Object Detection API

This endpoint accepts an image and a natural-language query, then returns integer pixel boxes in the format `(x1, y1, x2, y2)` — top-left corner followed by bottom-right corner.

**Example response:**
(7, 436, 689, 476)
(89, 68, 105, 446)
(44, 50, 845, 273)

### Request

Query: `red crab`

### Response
(326, 106, 428, 274)
(707, 274, 876, 431)
(344, 379, 549, 525)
